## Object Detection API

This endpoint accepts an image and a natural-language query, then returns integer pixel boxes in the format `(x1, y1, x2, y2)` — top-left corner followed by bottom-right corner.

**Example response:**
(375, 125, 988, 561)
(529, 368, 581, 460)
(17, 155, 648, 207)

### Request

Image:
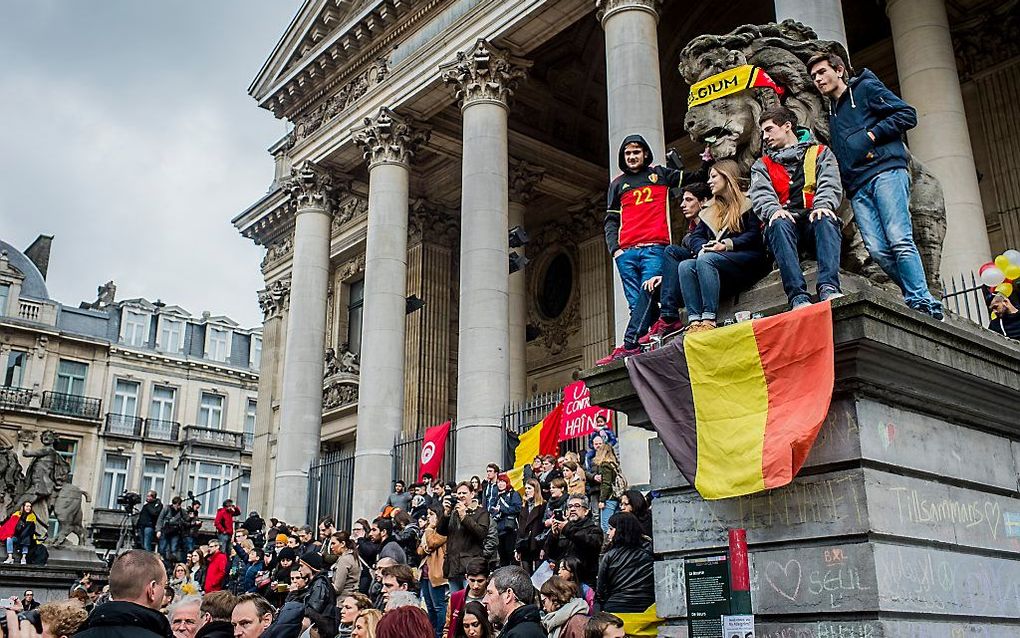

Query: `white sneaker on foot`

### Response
(3, 556, 13, 564)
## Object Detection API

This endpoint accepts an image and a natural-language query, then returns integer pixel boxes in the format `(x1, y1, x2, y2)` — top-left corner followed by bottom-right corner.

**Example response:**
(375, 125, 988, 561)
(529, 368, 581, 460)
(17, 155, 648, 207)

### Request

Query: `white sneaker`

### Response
(20, 556, 27, 565)
(3, 556, 13, 564)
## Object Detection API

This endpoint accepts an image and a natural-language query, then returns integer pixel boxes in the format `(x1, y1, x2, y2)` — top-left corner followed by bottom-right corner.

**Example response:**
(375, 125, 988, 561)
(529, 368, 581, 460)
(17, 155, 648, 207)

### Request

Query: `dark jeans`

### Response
(766, 216, 842, 305)
(678, 252, 752, 321)
(159, 533, 182, 562)
(140, 526, 156, 552)
(497, 532, 516, 567)
(660, 244, 693, 320)
(420, 578, 448, 638)
(623, 287, 660, 348)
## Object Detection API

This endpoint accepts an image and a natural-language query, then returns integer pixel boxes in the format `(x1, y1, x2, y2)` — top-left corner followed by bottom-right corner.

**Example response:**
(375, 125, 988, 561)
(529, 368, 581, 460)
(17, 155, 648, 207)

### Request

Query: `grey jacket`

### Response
(749, 133, 843, 222)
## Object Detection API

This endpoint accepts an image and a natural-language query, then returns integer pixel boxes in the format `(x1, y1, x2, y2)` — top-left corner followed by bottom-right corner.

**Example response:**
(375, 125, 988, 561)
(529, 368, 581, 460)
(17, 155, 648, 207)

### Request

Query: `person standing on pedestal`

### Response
(808, 53, 943, 319)
(599, 136, 682, 364)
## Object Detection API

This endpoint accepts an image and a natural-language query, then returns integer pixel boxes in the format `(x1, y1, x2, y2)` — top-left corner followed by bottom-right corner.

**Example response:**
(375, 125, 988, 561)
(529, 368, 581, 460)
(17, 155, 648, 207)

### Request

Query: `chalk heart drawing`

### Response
(986, 500, 1001, 539)
(764, 559, 802, 602)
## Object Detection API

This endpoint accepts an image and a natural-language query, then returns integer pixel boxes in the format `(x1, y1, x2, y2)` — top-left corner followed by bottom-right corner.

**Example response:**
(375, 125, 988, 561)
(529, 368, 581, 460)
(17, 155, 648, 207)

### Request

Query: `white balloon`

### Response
(1004, 249, 1020, 266)
(980, 267, 1006, 287)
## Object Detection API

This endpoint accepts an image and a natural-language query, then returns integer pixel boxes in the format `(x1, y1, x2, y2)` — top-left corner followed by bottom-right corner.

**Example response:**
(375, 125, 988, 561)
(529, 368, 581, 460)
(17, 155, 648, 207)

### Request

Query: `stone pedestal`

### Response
(582, 282, 1020, 635)
(273, 163, 333, 524)
(887, 0, 991, 279)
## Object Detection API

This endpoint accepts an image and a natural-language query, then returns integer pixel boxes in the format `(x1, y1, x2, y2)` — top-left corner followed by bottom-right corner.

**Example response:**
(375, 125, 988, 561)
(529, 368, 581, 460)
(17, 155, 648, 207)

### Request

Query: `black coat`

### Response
(516, 502, 547, 560)
(498, 604, 546, 638)
(597, 544, 656, 613)
(302, 571, 339, 638)
(545, 514, 603, 586)
(73, 601, 173, 638)
(136, 501, 163, 529)
(195, 620, 233, 638)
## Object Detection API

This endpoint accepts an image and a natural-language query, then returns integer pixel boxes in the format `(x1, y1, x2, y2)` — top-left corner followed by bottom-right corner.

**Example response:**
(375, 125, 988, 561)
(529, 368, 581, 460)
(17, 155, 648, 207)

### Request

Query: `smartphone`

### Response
(0, 596, 17, 610)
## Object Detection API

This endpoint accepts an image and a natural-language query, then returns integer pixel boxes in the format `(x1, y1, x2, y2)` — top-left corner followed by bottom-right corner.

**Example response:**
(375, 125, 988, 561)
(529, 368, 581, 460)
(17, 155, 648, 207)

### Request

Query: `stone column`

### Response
(887, 0, 991, 278)
(253, 279, 289, 515)
(273, 162, 333, 524)
(507, 159, 544, 403)
(598, 0, 665, 342)
(579, 236, 614, 368)
(351, 108, 429, 518)
(774, 0, 847, 48)
(441, 40, 529, 478)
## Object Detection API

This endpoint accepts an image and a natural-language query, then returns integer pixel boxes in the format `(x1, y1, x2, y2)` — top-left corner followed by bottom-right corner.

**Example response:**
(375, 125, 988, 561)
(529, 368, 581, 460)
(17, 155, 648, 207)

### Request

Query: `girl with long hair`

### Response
(352, 608, 383, 638)
(592, 434, 626, 533)
(597, 512, 655, 614)
(2, 501, 41, 565)
(677, 160, 770, 332)
(455, 601, 493, 638)
(516, 478, 546, 573)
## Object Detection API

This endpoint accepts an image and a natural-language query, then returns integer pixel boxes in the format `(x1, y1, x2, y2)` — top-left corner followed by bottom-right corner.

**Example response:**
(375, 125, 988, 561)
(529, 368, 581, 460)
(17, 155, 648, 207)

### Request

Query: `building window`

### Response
(206, 327, 231, 362)
(193, 461, 232, 516)
(150, 385, 176, 422)
(55, 359, 88, 396)
(141, 458, 168, 501)
(121, 309, 149, 347)
(54, 437, 78, 479)
(347, 280, 365, 356)
(4, 350, 27, 387)
(159, 318, 184, 353)
(198, 392, 224, 429)
(99, 454, 130, 509)
(243, 399, 256, 450)
(237, 469, 251, 515)
(0, 284, 9, 316)
(112, 379, 140, 416)
(250, 335, 262, 371)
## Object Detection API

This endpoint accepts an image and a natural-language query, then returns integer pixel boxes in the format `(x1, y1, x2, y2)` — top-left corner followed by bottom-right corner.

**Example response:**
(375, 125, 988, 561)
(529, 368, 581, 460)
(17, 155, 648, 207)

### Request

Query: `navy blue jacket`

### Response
(826, 69, 917, 194)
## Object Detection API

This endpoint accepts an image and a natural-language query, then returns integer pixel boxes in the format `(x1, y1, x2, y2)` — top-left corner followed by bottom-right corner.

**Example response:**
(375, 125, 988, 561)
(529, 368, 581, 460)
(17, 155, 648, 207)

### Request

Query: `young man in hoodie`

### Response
(600, 135, 683, 363)
(750, 105, 844, 309)
(809, 53, 943, 319)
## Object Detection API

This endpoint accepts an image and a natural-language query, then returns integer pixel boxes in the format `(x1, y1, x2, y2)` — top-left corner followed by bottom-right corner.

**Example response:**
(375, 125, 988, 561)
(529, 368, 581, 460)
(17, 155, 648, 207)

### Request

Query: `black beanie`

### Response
(278, 547, 296, 562)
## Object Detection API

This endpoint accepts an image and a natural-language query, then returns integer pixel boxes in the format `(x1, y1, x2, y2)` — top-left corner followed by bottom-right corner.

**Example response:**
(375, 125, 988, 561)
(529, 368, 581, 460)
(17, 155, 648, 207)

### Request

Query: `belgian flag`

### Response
(627, 302, 834, 499)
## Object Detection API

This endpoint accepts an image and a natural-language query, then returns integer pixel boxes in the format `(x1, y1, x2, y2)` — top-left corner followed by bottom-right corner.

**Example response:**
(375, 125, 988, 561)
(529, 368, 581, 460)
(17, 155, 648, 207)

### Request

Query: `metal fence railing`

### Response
(502, 388, 612, 466)
(307, 445, 356, 531)
(941, 271, 991, 327)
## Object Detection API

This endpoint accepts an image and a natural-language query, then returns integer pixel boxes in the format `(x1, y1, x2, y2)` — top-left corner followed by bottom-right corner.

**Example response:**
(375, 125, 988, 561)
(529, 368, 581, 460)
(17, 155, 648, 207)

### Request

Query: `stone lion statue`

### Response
(678, 20, 946, 288)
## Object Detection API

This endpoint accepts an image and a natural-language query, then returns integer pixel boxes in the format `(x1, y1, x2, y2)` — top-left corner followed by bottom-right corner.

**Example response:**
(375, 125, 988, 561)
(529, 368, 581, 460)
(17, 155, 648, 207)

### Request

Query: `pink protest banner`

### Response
(559, 380, 613, 441)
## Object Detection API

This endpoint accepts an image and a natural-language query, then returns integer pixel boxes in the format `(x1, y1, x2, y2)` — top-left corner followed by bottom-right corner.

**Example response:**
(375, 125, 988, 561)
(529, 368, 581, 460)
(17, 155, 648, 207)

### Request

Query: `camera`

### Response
(116, 490, 142, 511)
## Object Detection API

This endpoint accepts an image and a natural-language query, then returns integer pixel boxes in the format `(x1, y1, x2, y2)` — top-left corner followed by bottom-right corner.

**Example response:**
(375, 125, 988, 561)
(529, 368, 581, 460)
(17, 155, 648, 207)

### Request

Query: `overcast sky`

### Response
(0, 0, 303, 327)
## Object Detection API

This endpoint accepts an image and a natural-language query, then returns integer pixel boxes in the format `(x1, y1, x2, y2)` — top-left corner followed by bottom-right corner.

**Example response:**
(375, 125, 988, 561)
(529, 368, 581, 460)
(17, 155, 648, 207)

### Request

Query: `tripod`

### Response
(114, 505, 138, 555)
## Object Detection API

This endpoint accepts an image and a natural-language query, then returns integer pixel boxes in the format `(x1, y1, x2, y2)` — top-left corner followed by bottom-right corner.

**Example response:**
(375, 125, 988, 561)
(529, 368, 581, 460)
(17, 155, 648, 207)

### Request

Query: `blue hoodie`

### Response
(826, 69, 917, 194)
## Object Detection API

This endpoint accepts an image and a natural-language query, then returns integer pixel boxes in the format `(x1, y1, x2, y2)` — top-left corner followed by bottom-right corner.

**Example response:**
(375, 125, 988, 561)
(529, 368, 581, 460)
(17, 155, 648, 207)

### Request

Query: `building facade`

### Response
(233, 0, 1018, 523)
(0, 238, 260, 549)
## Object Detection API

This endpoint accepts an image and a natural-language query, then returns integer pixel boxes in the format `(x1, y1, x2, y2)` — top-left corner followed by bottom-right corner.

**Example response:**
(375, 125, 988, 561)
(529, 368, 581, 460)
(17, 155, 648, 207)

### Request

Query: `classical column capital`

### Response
(596, 0, 662, 25)
(439, 39, 530, 109)
(284, 161, 334, 213)
(352, 107, 431, 169)
(509, 158, 545, 205)
(258, 277, 291, 319)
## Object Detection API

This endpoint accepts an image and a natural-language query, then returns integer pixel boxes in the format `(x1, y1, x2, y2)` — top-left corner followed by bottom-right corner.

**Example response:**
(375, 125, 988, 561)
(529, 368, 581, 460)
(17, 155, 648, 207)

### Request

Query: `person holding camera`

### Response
(136, 491, 163, 553)
(157, 496, 188, 563)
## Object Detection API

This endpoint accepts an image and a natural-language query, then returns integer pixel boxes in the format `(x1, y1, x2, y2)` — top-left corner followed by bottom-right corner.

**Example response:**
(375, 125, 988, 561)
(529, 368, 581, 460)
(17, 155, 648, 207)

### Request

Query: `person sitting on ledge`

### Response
(750, 105, 844, 311)
(677, 160, 770, 333)
(988, 292, 1020, 340)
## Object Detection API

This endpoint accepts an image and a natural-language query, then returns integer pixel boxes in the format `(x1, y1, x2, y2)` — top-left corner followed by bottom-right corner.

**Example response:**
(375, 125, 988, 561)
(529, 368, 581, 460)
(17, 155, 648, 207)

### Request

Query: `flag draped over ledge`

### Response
(626, 302, 834, 500)
(508, 402, 563, 492)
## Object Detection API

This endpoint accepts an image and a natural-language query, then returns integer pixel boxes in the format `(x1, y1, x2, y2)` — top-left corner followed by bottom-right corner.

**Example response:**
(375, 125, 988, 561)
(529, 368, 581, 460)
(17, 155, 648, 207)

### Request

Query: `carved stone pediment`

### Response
(322, 375, 359, 411)
(293, 58, 390, 143)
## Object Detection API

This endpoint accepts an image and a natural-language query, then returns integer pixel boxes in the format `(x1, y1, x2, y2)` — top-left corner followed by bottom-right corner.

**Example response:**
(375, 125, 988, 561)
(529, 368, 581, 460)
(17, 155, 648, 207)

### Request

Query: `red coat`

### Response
(204, 550, 228, 592)
(214, 506, 238, 535)
(0, 513, 20, 541)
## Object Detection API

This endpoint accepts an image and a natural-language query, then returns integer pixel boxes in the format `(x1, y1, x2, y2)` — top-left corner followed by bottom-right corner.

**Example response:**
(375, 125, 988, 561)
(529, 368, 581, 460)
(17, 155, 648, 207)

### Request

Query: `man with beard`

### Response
(545, 496, 603, 588)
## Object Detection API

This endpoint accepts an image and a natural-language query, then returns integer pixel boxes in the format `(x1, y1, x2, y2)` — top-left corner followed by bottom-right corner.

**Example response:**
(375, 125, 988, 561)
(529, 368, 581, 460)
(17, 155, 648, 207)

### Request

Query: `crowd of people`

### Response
(0, 433, 649, 638)
(599, 52, 948, 364)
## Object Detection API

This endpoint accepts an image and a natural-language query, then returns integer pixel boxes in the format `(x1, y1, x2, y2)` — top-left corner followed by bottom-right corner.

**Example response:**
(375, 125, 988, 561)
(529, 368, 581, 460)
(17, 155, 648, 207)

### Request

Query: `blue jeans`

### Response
(159, 533, 181, 562)
(6, 537, 26, 557)
(140, 526, 156, 552)
(447, 576, 465, 594)
(421, 578, 448, 638)
(766, 216, 842, 305)
(677, 252, 743, 321)
(660, 245, 693, 320)
(851, 169, 941, 313)
(600, 499, 619, 533)
(616, 246, 665, 311)
(623, 288, 659, 347)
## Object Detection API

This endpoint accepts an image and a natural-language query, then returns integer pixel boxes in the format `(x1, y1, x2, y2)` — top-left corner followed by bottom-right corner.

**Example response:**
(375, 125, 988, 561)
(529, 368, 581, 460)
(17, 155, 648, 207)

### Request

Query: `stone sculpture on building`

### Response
(13, 430, 70, 525)
(50, 482, 90, 546)
(0, 440, 26, 518)
(678, 20, 947, 286)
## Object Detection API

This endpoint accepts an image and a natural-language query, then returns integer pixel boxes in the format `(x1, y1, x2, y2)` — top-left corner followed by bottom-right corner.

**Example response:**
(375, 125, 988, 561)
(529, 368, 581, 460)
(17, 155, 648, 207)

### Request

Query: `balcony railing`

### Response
(243, 432, 254, 452)
(0, 386, 34, 411)
(104, 413, 143, 437)
(145, 418, 180, 442)
(18, 300, 42, 322)
(183, 425, 242, 449)
(42, 391, 102, 420)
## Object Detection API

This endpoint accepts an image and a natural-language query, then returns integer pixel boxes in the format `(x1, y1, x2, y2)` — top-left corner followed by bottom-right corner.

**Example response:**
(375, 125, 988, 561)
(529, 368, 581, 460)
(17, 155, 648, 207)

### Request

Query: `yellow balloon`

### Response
(1005, 265, 1020, 281)
(995, 255, 1011, 270)
(996, 282, 1014, 298)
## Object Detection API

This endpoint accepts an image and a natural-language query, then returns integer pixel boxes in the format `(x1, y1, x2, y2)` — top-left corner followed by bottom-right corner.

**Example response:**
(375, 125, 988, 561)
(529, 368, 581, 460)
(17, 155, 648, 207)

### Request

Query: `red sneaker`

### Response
(596, 345, 641, 366)
(638, 317, 684, 345)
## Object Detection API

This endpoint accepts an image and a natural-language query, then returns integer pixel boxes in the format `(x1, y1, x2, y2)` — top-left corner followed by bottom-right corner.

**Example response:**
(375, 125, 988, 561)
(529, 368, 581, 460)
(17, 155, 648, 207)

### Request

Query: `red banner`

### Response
(559, 380, 613, 441)
(418, 421, 451, 482)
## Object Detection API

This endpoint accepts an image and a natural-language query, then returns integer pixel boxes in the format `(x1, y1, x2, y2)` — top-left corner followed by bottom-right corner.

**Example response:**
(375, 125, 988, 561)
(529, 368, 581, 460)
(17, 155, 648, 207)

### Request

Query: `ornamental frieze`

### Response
(293, 58, 390, 143)
(332, 194, 369, 235)
(408, 199, 459, 246)
(258, 278, 291, 319)
(261, 234, 294, 270)
(337, 254, 367, 281)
